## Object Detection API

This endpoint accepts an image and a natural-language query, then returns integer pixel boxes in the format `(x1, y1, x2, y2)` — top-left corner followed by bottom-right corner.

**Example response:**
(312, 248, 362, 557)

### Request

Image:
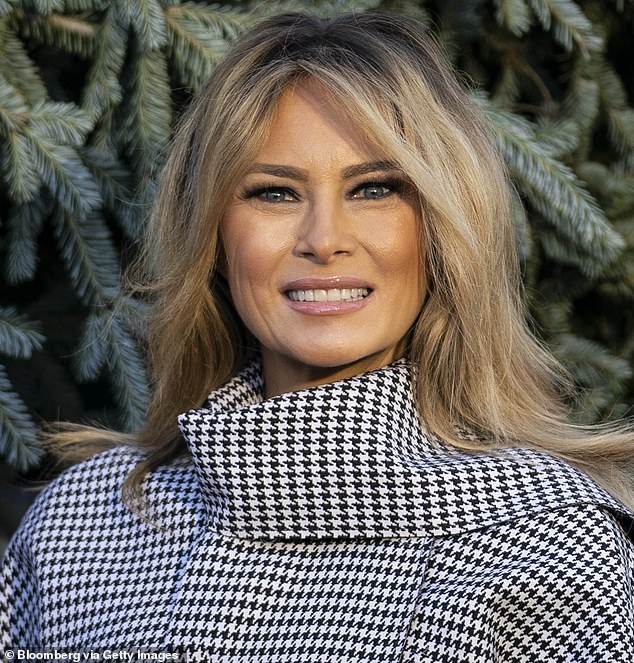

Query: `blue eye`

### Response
(360, 184, 390, 199)
(262, 188, 294, 203)
(350, 179, 404, 200)
(244, 186, 297, 203)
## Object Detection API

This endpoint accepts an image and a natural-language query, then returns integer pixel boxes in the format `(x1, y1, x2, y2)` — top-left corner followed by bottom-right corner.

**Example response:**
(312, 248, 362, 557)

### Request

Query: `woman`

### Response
(2, 11, 634, 660)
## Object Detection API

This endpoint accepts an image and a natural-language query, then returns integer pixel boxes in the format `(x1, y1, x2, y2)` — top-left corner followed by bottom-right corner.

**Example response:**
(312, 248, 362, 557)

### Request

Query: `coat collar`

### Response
(177, 358, 631, 540)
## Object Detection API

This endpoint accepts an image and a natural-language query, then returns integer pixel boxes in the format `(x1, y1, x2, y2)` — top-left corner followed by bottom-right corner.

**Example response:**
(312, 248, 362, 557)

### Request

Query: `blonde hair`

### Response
(49, 12, 634, 508)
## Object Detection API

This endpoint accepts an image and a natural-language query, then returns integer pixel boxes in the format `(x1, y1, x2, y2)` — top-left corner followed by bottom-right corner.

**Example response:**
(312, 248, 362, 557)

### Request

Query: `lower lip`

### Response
(284, 292, 373, 315)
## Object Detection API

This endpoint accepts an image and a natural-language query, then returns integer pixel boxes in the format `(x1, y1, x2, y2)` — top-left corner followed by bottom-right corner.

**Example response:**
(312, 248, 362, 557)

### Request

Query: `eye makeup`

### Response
(239, 175, 412, 204)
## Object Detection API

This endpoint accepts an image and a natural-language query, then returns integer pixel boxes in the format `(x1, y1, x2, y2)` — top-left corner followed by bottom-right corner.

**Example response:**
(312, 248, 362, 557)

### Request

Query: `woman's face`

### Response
(221, 81, 426, 396)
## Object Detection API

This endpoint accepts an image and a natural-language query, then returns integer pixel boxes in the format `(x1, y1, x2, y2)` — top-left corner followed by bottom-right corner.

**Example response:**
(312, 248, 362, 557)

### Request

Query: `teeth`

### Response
(287, 288, 370, 302)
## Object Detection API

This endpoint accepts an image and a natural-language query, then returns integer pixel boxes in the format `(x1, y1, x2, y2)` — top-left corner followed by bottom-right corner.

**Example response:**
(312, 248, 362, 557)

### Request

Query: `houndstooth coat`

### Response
(2, 359, 634, 661)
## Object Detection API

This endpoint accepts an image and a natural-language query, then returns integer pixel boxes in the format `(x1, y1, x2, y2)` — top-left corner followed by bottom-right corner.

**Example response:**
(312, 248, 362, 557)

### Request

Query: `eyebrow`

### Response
(245, 160, 400, 181)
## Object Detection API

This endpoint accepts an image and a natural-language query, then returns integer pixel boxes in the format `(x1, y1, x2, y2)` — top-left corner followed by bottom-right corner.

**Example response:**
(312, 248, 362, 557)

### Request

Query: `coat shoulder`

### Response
(15, 446, 144, 541)
(402, 503, 634, 662)
(9, 445, 199, 553)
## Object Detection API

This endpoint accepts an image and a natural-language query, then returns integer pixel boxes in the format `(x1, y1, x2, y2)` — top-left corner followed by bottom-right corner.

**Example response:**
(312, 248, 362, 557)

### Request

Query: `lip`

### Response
(282, 276, 374, 316)
(282, 276, 372, 291)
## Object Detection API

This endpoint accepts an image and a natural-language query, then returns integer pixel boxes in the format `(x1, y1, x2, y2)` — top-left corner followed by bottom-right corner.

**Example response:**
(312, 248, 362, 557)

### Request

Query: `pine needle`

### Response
(0, 365, 44, 471)
(493, 0, 533, 36)
(4, 198, 48, 284)
(0, 308, 45, 359)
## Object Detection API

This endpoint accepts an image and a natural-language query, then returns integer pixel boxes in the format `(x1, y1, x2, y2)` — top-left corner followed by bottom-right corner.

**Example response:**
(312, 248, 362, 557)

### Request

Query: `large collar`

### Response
(177, 358, 630, 540)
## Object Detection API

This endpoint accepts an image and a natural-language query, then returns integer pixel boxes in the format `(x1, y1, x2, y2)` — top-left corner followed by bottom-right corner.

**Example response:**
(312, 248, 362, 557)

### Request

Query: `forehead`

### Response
(253, 80, 387, 167)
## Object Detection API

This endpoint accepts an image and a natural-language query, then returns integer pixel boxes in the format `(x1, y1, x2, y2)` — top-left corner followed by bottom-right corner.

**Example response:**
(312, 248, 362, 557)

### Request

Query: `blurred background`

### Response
(1, 0, 634, 552)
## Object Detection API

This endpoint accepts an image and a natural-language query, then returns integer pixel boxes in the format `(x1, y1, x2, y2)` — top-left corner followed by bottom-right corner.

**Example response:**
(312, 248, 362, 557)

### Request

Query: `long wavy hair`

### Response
(49, 12, 634, 508)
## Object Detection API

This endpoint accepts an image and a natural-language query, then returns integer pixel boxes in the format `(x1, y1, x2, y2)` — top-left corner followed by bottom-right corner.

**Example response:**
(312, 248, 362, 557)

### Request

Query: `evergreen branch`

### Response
(14, 10, 95, 57)
(607, 108, 634, 159)
(598, 62, 634, 159)
(0, 364, 43, 471)
(0, 20, 47, 104)
(537, 264, 593, 300)
(491, 64, 520, 106)
(539, 228, 604, 276)
(533, 299, 573, 336)
(526, 0, 602, 54)
(0, 73, 29, 135)
(119, 0, 167, 50)
(24, 131, 102, 215)
(251, 0, 381, 17)
(165, 21, 222, 91)
(120, 49, 172, 179)
(561, 75, 600, 136)
(4, 197, 48, 284)
(595, 267, 634, 301)
(515, 63, 554, 108)
(598, 60, 627, 108)
(29, 0, 64, 15)
(165, 3, 241, 90)
(104, 315, 149, 431)
(113, 295, 150, 340)
(1, 70, 87, 209)
(51, 206, 121, 304)
(577, 162, 634, 216)
(88, 106, 117, 152)
(493, 0, 533, 36)
(479, 97, 624, 265)
(47, 13, 95, 37)
(165, 2, 248, 39)
(1, 132, 41, 202)
(81, 3, 127, 117)
(62, 0, 109, 11)
(74, 311, 108, 381)
(326, 0, 382, 11)
(560, 70, 599, 161)
(552, 334, 632, 421)
(0, 0, 12, 15)
(79, 145, 140, 239)
(0, 307, 45, 359)
(433, 0, 485, 45)
(533, 117, 579, 158)
(602, 210, 634, 246)
(619, 153, 634, 176)
(510, 190, 533, 260)
(28, 100, 94, 145)
(614, 216, 634, 242)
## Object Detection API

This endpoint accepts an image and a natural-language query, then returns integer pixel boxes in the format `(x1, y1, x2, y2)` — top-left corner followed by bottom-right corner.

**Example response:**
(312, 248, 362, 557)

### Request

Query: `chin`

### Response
(288, 347, 396, 373)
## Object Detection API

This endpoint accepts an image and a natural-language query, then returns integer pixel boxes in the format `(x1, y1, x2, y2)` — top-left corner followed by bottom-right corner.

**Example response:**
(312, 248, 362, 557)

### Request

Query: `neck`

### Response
(260, 347, 402, 398)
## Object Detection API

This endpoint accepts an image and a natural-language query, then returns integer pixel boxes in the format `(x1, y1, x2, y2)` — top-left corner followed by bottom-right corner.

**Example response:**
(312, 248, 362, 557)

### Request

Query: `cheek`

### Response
(222, 213, 259, 283)
(220, 217, 285, 303)
(373, 218, 425, 298)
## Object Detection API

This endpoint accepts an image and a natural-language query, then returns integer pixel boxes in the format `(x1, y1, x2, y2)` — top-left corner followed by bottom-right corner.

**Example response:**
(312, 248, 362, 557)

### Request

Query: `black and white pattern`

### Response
(2, 358, 633, 660)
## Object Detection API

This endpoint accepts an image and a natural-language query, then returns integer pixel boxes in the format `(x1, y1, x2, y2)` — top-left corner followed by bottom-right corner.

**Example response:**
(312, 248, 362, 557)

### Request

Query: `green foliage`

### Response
(0, 308, 44, 470)
(164, 2, 246, 90)
(0, 0, 633, 474)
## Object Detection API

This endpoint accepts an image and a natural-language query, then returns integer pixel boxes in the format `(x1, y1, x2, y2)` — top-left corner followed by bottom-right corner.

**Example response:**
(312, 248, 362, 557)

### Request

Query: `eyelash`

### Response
(241, 178, 407, 203)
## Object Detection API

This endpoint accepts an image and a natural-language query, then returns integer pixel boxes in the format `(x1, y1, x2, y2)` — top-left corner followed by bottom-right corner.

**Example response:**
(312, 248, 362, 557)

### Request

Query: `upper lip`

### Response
(282, 277, 373, 291)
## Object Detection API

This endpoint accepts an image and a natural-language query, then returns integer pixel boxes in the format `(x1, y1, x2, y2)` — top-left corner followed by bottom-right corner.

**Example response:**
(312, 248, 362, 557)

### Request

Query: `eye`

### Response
(243, 186, 297, 203)
(349, 179, 404, 200)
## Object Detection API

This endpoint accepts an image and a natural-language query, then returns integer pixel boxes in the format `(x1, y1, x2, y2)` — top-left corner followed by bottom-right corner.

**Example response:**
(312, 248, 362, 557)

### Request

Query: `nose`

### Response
(293, 199, 356, 263)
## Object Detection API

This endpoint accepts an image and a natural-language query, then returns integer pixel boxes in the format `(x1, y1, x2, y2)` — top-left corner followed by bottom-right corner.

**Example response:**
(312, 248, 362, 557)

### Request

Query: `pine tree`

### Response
(1, 0, 633, 486)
